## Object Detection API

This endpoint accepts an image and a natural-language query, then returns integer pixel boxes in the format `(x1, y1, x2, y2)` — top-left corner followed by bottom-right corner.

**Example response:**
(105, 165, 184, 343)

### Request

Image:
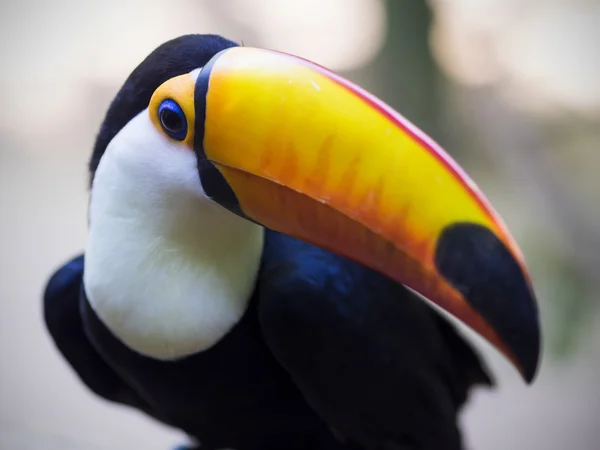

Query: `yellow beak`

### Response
(193, 47, 541, 382)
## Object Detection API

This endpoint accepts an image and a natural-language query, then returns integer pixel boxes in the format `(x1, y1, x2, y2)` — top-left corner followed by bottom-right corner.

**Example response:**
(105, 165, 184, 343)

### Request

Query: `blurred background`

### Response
(1, 0, 599, 448)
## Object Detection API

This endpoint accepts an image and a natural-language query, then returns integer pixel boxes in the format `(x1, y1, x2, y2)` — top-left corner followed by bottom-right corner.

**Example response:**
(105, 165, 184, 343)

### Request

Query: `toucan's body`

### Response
(47, 249, 343, 450)
(46, 232, 490, 450)
(44, 35, 540, 450)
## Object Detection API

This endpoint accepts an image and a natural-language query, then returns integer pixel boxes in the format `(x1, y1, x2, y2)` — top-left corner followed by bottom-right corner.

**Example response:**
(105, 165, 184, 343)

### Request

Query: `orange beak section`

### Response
(193, 47, 541, 383)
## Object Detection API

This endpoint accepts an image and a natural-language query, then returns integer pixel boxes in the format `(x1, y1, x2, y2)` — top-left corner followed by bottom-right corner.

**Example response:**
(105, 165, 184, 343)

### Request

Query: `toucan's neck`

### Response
(83, 111, 265, 360)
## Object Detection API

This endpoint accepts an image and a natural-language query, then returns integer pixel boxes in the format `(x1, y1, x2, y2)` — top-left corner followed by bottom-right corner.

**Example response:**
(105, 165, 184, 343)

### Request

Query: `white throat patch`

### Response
(83, 110, 264, 360)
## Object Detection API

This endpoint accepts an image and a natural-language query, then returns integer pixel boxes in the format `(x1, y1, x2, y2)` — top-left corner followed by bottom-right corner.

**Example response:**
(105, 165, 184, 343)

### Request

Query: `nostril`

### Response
(434, 222, 541, 382)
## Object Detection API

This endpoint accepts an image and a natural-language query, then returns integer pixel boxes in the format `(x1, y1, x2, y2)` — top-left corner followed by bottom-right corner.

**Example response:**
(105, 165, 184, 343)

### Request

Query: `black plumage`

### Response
(44, 34, 494, 450)
(45, 235, 492, 450)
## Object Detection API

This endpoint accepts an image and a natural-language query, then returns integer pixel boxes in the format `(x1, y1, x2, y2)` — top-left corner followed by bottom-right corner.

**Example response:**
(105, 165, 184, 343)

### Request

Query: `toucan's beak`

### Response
(193, 47, 541, 383)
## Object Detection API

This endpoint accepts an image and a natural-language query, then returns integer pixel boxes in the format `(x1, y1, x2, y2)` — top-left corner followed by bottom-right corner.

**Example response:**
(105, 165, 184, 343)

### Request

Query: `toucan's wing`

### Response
(43, 254, 160, 417)
(257, 231, 493, 450)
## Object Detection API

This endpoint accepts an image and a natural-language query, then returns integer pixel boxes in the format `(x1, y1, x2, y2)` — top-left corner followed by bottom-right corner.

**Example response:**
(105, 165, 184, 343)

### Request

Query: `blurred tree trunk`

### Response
(347, 0, 443, 146)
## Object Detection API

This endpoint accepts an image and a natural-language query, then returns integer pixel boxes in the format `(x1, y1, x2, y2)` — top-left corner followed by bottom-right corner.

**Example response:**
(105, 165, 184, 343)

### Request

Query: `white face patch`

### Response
(83, 108, 265, 360)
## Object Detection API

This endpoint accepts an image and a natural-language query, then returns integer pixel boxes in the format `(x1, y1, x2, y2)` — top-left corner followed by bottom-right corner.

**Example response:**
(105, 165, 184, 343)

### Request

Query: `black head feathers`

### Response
(89, 34, 239, 184)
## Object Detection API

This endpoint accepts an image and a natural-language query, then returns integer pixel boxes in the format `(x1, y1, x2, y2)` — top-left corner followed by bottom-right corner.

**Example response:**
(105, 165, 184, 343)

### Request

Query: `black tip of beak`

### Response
(435, 223, 541, 383)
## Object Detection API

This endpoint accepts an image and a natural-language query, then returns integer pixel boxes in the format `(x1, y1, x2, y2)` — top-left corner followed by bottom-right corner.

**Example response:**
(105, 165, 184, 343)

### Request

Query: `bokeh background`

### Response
(1, 0, 599, 448)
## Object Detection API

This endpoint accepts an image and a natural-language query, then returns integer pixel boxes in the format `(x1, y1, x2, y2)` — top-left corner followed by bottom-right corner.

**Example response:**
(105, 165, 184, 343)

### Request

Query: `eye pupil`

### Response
(160, 109, 183, 132)
(157, 99, 188, 141)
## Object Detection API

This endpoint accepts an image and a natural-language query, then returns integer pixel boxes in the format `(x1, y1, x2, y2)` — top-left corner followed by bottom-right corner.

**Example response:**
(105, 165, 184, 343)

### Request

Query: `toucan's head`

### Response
(88, 34, 540, 382)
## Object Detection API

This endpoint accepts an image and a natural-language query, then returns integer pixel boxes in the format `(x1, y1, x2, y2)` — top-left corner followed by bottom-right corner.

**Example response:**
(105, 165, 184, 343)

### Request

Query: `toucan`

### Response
(43, 34, 540, 450)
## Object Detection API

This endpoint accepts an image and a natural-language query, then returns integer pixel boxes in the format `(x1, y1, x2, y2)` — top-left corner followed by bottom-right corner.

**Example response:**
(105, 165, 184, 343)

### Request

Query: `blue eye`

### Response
(158, 99, 187, 141)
